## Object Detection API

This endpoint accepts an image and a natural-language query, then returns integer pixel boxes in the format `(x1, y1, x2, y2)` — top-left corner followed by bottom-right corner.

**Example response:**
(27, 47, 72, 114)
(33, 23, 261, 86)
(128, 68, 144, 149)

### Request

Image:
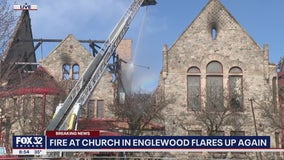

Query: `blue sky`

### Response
(15, 0, 284, 92)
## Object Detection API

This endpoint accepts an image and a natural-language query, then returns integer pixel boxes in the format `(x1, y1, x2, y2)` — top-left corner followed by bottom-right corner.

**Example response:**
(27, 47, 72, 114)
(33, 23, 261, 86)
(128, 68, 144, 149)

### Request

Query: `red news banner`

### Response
(45, 131, 100, 137)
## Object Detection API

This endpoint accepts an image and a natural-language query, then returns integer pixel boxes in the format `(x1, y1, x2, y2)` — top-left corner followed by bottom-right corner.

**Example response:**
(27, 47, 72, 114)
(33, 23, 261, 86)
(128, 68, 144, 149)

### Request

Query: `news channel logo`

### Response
(13, 136, 45, 149)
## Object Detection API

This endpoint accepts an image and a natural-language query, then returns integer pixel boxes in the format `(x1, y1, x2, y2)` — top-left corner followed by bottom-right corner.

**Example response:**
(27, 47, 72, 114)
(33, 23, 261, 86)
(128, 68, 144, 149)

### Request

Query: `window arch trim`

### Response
(187, 66, 201, 74)
(206, 61, 223, 74)
(229, 66, 243, 74)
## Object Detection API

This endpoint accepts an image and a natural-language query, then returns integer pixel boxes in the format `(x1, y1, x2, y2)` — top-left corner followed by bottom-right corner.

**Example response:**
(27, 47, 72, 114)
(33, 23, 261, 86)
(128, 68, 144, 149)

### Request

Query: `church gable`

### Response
(40, 34, 93, 81)
(41, 34, 92, 64)
(170, 0, 261, 53)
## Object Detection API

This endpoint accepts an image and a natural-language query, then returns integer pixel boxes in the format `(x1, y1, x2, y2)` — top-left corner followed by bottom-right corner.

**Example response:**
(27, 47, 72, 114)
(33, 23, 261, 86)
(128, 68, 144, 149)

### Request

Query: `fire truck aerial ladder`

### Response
(46, 0, 157, 131)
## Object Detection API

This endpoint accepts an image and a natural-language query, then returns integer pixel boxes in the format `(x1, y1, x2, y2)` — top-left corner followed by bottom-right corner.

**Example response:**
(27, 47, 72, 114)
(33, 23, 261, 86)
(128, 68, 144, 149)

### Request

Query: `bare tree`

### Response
(0, 0, 17, 54)
(249, 82, 282, 132)
(0, 68, 64, 151)
(258, 99, 281, 130)
(0, 94, 58, 134)
(253, 84, 282, 155)
(177, 85, 247, 136)
(109, 90, 175, 136)
(175, 84, 248, 159)
(192, 108, 246, 136)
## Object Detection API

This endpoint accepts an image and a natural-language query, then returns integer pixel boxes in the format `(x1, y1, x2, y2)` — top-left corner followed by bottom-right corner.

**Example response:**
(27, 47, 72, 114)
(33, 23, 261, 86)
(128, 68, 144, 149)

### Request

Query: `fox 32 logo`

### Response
(13, 136, 45, 149)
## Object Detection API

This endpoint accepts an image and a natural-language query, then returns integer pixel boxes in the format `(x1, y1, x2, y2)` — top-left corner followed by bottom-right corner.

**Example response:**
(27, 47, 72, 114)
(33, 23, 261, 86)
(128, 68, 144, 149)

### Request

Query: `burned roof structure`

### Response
(0, 10, 36, 86)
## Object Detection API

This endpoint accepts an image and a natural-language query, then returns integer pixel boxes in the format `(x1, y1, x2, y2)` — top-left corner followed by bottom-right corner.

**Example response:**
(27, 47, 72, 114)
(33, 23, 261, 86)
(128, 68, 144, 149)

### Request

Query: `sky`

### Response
(13, 0, 284, 92)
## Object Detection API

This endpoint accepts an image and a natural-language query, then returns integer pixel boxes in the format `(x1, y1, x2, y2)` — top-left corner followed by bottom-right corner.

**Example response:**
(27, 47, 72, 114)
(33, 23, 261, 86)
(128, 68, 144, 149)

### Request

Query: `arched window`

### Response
(72, 64, 80, 80)
(229, 67, 243, 111)
(211, 27, 217, 40)
(209, 22, 218, 40)
(206, 61, 223, 110)
(187, 67, 201, 110)
(62, 64, 71, 80)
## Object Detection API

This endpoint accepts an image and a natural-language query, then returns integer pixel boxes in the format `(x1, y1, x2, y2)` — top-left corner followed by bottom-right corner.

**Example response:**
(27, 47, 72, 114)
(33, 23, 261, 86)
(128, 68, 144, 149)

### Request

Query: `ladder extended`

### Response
(46, 0, 157, 130)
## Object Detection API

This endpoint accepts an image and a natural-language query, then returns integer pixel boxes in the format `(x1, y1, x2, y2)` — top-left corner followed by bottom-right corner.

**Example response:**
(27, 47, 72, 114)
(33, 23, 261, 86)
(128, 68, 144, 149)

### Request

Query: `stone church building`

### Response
(159, 0, 279, 159)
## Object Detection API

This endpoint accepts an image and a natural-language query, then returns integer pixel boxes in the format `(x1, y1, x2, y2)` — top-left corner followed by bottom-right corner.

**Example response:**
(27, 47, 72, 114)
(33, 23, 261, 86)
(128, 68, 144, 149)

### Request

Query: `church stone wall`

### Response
(159, 1, 279, 159)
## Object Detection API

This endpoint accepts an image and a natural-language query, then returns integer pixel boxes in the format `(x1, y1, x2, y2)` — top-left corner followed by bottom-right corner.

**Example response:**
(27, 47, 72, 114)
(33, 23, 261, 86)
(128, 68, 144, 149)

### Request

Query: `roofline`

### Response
(1, 11, 34, 61)
(167, 0, 261, 52)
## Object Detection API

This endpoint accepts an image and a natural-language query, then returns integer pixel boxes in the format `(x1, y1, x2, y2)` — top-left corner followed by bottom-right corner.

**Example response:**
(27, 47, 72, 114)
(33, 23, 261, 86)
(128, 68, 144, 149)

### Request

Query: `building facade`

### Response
(159, 0, 279, 159)
(39, 34, 117, 119)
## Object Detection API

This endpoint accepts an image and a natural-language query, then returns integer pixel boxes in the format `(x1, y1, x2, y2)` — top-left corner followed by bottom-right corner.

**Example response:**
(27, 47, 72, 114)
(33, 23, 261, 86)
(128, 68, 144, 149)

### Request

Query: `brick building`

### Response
(159, 0, 279, 159)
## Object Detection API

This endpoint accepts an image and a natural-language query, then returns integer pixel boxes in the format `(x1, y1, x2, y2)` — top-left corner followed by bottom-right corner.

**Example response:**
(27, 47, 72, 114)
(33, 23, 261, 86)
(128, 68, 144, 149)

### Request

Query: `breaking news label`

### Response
(13, 131, 270, 155)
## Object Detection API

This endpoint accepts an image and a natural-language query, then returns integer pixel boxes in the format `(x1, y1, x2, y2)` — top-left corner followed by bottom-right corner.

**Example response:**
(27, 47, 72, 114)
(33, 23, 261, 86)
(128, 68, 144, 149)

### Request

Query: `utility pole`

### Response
(249, 98, 262, 160)
(249, 98, 258, 136)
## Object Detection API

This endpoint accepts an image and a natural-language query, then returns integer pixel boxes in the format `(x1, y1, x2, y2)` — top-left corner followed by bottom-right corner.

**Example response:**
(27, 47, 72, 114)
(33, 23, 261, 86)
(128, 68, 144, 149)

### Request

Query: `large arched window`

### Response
(187, 67, 201, 110)
(229, 67, 243, 111)
(206, 61, 223, 110)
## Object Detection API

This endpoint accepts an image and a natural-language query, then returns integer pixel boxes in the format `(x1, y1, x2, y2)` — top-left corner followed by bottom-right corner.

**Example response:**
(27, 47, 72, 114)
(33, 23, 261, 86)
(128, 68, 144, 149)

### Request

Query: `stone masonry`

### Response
(40, 34, 115, 118)
(159, 0, 279, 159)
(40, 34, 133, 119)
